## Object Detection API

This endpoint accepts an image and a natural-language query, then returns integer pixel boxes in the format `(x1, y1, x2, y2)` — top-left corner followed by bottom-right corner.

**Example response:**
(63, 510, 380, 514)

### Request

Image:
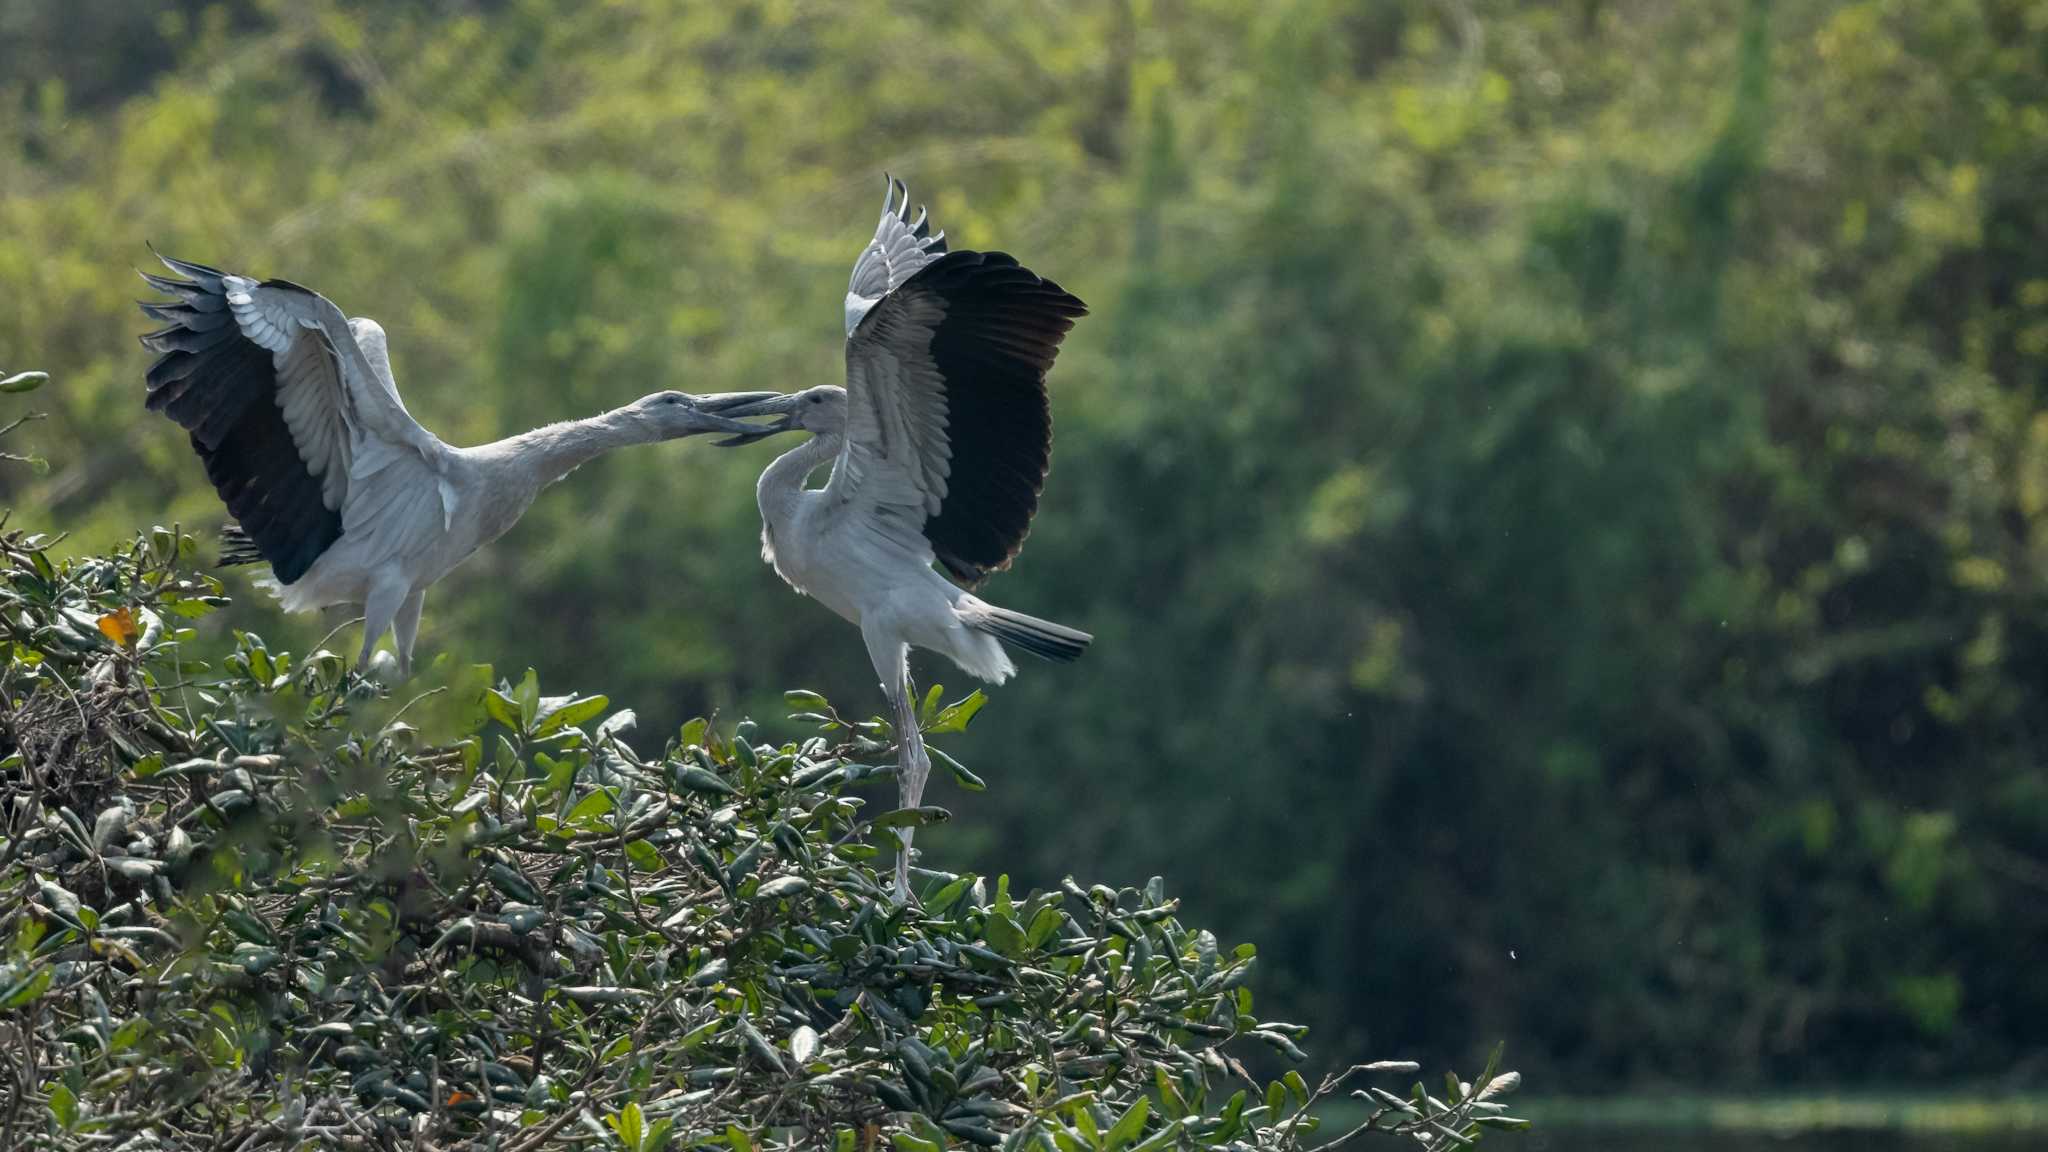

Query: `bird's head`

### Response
(705, 386, 848, 446)
(625, 390, 785, 439)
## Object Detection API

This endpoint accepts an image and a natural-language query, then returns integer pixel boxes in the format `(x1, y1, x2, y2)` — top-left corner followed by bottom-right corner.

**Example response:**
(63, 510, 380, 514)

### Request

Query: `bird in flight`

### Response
(719, 177, 1092, 896)
(139, 252, 773, 677)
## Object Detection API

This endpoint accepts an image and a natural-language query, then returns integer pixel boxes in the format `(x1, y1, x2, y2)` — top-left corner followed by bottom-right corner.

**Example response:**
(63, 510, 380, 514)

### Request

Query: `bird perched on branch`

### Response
(718, 177, 1093, 896)
(138, 252, 773, 677)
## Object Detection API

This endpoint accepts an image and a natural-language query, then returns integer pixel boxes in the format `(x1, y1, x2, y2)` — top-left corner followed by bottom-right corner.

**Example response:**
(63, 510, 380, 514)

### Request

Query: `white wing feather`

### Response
(221, 277, 453, 555)
(824, 285, 958, 563)
(843, 176, 948, 336)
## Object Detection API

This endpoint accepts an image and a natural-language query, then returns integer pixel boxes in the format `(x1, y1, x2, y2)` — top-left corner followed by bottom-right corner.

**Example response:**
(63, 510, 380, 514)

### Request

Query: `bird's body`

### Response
(756, 431, 1017, 685)
(254, 415, 629, 613)
(726, 179, 1092, 895)
(140, 254, 768, 675)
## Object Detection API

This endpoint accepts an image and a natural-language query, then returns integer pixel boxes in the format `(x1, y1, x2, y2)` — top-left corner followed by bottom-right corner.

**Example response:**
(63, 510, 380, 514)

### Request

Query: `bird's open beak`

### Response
(700, 391, 806, 447)
(671, 391, 783, 438)
(693, 391, 783, 414)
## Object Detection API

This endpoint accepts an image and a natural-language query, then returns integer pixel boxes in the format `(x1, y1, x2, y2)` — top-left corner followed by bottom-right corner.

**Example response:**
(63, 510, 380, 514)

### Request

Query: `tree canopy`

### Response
(0, 506, 1525, 1149)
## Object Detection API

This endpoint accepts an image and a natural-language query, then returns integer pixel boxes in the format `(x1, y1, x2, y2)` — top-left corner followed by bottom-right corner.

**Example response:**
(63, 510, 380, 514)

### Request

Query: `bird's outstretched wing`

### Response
(842, 175, 949, 337)
(139, 253, 450, 584)
(829, 191, 1087, 586)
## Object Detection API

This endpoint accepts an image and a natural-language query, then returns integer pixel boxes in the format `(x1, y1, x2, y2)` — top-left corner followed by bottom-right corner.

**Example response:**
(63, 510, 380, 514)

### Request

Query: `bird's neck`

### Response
(757, 432, 843, 526)
(497, 409, 659, 490)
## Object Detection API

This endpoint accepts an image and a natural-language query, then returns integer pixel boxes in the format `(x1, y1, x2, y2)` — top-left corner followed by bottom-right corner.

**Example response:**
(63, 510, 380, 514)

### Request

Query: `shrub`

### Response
(0, 511, 1525, 1147)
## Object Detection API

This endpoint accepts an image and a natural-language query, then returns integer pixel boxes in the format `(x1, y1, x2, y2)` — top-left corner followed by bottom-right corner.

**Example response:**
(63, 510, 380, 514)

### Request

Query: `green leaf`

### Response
(725, 1125, 755, 1152)
(567, 790, 615, 825)
(888, 1135, 940, 1152)
(679, 717, 708, 749)
(0, 965, 51, 1009)
(0, 370, 49, 393)
(1251, 1028, 1308, 1063)
(48, 1081, 77, 1129)
(1283, 1070, 1310, 1107)
(984, 912, 1027, 958)
(539, 752, 577, 798)
(11, 917, 46, 958)
(1128, 1119, 1186, 1152)
(676, 766, 736, 795)
(607, 1101, 644, 1150)
(1071, 1102, 1100, 1144)
(109, 1018, 148, 1052)
(869, 806, 950, 831)
(1104, 1096, 1150, 1152)
(224, 908, 271, 945)
(926, 689, 987, 734)
(483, 689, 522, 731)
(37, 880, 80, 920)
(924, 876, 972, 916)
(754, 876, 810, 900)
(514, 668, 540, 729)
(537, 694, 609, 736)
(645, 1117, 677, 1152)
(624, 840, 663, 872)
(1153, 1067, 1188, 1119)
(930, 746, 985, 791)
(783, 689, 829, 711)
(1025, 905, 1065, 950)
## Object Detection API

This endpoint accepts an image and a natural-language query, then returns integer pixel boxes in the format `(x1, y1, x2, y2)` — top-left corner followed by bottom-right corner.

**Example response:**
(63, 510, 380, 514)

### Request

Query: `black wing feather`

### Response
(216, 524, 265, 568)
(139, 258, 342, 584)
(883, 249, 1086, 585)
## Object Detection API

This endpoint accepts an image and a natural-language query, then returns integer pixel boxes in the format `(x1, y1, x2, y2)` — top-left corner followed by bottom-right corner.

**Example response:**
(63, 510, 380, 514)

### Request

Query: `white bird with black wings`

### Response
(721, 178, 1093, 896)
(139, 252, 772, 677)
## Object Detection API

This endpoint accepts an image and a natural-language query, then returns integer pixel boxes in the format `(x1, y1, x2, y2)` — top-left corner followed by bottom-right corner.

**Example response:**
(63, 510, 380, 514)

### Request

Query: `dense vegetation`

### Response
(3, 0, 2045, 1091)
(0, 465, 1525, 1148)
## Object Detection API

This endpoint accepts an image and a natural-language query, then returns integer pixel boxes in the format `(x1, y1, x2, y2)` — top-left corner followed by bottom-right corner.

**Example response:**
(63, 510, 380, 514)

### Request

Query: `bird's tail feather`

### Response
(217, 523, 265, 568)
(963, 603, 1092, 663)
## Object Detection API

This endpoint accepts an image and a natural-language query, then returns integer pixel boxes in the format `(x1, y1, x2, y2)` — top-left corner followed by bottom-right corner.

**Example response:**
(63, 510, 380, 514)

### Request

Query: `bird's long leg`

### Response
(392, 590, 425, 679)
(357, 577, 408, 677)
(863, 620, 925, 900)
(891, 677, 933, 896)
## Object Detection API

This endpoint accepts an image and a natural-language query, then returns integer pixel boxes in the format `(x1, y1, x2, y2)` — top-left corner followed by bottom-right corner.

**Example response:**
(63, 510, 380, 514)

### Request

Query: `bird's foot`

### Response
(342, 651, 400, 698)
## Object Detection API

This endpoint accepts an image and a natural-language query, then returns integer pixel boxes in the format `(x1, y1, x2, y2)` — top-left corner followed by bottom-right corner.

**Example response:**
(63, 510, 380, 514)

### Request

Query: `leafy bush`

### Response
(0, 515, 1525, 1149)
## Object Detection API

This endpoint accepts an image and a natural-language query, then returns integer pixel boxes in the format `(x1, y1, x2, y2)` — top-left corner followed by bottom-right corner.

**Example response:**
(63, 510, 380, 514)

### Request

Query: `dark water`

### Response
(1524, 1131, 2038, 1152)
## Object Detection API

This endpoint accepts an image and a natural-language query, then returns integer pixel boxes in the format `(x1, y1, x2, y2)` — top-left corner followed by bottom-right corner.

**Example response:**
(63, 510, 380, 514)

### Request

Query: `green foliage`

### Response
(4, 0, 2048, 1090)
(0, 524, 1522, 1149)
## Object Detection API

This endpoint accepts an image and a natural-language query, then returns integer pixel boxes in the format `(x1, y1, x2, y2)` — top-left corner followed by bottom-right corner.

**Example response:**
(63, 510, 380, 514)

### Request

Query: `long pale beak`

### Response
(693, 391, 783, 413)
(703, 391, 806, 447)
(672, 391, 782, 437)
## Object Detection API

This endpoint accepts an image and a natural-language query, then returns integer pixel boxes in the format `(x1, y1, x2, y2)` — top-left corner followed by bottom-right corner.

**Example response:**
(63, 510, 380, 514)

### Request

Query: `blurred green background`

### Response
(4, 0, 2046, 1114)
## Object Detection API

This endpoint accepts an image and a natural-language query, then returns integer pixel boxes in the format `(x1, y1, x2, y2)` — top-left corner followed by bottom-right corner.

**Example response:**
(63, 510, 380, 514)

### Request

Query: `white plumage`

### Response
(722, 178, 1092, 896)
(140, 253, 772, 676)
